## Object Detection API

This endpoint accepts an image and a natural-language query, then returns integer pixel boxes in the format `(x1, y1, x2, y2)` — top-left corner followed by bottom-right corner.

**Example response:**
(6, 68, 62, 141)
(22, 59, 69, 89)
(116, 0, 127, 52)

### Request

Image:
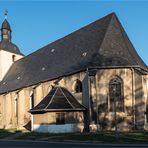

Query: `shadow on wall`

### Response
(97, 73, 146, 131)
(135, 80, 145, 130)
(97, 92, 131, 131)
(97, 92, 133, 131)
(90, 94, 97, 123)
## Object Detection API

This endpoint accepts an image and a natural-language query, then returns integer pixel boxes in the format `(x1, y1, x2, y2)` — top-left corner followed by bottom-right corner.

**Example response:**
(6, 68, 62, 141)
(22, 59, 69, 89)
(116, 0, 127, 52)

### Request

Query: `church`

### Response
(0, 12, 147, 133)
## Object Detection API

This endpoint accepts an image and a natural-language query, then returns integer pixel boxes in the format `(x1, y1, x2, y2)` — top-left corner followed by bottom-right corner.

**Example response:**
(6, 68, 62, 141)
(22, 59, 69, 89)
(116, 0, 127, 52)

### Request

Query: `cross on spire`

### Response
(4, 10, 8, 19)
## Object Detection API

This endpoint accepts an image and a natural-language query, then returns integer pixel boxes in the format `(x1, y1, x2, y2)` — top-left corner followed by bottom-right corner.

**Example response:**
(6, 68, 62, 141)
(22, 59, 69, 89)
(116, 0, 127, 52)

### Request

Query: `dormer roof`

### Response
(30, 86, 86, 114)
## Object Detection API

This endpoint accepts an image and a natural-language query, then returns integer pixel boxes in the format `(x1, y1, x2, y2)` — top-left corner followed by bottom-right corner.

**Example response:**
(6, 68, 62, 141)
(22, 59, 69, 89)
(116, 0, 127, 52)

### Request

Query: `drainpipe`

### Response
(87, 68, 92, 132)
(131, 68, 135, 130)
(3, 95, 6, 128)
(95, 71, 99, 130)
(142, 75, 147, 129)
(146, 76, 148, 126)
(83, 68, 91, 132)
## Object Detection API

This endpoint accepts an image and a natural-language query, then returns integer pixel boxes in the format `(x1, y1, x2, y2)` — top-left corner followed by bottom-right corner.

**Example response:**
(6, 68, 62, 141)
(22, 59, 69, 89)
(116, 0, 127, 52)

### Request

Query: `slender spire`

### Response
(1, 10, 11, 41)
(4, 10, 8, 19)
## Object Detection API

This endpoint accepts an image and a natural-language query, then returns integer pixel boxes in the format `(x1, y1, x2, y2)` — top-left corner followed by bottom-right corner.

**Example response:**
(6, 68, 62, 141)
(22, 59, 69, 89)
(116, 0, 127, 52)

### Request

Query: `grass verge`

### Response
(0, 128, 21, 138)
(17, 131, 148, 143)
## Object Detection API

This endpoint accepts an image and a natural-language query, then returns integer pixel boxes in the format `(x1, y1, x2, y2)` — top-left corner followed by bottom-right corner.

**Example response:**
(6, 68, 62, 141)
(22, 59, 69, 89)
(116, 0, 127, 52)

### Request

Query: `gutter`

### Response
(0, 65, 147, 95)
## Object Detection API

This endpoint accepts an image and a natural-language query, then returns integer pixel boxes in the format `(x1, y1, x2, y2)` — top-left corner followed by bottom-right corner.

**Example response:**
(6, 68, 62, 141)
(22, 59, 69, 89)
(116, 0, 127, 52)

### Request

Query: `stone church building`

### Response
(0, 12, 147, 133)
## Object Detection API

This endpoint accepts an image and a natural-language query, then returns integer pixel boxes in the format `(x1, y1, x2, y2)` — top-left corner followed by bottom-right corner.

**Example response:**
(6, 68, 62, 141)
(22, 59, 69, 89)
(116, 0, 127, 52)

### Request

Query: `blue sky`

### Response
(0, 0, 148, 65)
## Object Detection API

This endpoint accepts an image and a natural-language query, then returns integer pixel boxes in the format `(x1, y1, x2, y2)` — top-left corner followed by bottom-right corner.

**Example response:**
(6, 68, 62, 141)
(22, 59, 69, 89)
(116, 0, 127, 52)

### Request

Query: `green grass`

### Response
(1, 129, 148, 143)
(0, 128, 21, 138)
(17, 132, 74, 140)
(17, 131, 148, 143)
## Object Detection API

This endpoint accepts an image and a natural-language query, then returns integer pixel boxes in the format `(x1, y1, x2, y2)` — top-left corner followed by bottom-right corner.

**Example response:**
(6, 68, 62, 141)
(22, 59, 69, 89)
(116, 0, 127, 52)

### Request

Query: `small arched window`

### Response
(72, 79, 82, 93)
(12, 55, 16, 62)
(14, 93, 18, 117)
(109, 76, 124, 112)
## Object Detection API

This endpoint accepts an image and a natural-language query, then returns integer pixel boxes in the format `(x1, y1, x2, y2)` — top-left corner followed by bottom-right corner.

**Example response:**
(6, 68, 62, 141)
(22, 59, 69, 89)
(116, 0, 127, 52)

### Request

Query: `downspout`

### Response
(16, 92, 19, 128)
(146, 76, 148, 126)
(2, 94, 6, 128)
(95, 71, 99, 130)
(87, 68, 92, 128)
(141, 75, 147, 129)
(83, 68, 91, 132)
(131, 68, 135, 130)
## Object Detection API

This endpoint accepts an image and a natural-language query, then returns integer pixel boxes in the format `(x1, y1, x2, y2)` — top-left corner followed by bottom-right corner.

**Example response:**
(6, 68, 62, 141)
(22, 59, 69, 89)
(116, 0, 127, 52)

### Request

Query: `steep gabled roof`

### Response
(30, 86, 86, 114)
(98, 14, 147, 68)
(0, 13, 147, 94)
(1, 19, 11, 31)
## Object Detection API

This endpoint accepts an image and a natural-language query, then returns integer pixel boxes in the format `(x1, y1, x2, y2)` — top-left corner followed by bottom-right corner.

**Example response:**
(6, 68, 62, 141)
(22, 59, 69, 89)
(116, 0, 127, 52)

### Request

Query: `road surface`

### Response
(0, 140, 148, 148)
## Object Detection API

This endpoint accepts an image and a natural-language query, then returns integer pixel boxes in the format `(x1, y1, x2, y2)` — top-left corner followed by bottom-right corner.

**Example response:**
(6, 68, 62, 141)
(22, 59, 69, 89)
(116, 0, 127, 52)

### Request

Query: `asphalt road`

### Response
(0, 140, 148, 148)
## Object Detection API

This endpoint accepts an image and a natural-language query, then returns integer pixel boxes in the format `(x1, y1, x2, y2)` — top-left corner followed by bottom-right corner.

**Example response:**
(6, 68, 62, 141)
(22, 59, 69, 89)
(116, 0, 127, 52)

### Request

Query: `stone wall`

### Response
(93, 68, 134, 131)
(33, 112, 84, 133)
(0, 69, 147, 132)
(0, 72, 85, 130)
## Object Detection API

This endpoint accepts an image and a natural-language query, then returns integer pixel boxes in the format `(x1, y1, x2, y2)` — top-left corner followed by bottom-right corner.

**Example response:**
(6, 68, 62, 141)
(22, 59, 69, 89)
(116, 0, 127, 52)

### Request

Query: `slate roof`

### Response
(1, 19, 11, 31)
(30, 86, 86, 114)
(0, 40, 24, 55)
(0, 12, 147, 94)
(0, 19, 24, 55)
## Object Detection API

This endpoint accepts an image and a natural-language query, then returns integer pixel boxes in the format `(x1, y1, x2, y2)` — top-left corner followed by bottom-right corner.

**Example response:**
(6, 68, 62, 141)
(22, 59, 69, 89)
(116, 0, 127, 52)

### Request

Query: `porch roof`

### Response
(29, 86, 86, 114)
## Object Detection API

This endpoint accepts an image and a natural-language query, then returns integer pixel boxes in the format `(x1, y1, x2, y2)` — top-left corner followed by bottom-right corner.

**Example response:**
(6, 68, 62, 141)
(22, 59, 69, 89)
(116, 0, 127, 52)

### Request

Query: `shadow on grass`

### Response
(0, 128, 21, 138)
(17, 131, 148, 143)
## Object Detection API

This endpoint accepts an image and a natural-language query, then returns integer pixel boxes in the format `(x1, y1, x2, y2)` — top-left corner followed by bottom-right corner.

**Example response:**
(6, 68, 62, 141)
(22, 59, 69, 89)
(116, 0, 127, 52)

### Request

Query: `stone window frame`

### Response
(108, 75, 124, 112)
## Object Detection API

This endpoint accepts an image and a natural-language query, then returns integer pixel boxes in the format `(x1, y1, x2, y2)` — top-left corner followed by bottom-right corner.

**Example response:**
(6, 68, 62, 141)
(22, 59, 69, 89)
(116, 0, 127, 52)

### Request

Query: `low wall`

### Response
(33, 123, 84, 133)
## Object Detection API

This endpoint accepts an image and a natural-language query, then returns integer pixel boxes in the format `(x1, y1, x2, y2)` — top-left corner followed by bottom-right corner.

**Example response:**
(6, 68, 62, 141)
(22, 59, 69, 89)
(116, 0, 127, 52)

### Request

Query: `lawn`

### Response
(0, 128, 21, 138)
(1, 128, 148, 143)
(17, 131, 148, 143)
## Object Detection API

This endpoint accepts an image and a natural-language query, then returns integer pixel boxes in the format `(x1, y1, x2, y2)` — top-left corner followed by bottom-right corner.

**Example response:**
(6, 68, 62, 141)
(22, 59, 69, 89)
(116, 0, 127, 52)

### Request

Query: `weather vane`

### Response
(4, 10, 8, 19)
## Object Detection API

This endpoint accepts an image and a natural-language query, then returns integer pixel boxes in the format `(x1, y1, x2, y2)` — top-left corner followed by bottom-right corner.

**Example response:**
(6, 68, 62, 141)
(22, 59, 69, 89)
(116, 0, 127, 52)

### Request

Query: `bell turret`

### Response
(0, 10, 24, 81)
(1, 11, 11, 41)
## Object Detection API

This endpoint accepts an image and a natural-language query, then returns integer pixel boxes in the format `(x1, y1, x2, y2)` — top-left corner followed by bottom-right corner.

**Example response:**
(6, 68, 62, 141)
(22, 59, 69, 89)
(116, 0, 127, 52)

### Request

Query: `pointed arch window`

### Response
(30, 91, 34, 109)
(73, 79, 82, 93)
(109, 76, 124, 112)
(14, 93, 18, 117)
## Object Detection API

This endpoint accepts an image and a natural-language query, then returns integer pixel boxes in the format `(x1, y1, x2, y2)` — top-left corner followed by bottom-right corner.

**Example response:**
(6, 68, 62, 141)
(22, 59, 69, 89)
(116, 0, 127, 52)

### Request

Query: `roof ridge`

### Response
(59, 87, 75, 109)
(17, 12, 116, 59)
(97, 13, 114, 53)
(45, 87, 58, 109)
(114, 15, 147, 68)
(99, 13, 147, 69)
